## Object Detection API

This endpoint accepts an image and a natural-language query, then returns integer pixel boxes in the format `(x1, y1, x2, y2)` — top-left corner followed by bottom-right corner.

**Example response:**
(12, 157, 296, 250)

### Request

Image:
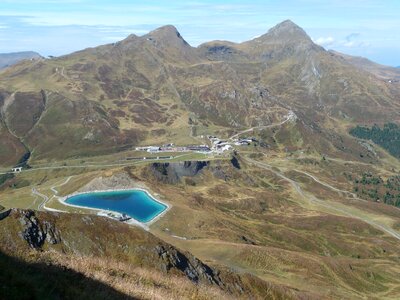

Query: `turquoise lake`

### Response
(65, 190, 167, 223)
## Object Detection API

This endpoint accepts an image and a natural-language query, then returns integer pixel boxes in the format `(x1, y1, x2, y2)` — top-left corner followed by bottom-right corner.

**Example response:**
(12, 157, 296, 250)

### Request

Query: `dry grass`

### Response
(40, 251, 232, 300)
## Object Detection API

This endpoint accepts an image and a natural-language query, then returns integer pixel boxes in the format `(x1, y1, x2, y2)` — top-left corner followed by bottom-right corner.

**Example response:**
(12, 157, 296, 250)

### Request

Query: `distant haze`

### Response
(0, 51, 41, 69)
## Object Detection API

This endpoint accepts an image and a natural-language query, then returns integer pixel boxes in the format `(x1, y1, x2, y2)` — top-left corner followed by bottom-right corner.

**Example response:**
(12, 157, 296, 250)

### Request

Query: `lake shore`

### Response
(58, 187, 170, 229)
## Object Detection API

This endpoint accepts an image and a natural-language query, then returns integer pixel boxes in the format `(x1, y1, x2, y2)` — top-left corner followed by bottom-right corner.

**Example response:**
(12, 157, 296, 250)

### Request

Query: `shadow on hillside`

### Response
(0, 250, 136, 300)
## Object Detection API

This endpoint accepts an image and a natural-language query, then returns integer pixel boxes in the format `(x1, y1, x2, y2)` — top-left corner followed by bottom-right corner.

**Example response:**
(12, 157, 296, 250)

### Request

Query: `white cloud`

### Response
(313, 36, 335, 47)
(345, 33, 360, 41)
(340, 33, 370, 48)
(341, 40, 370, 48)
(313, 33, 371, 49)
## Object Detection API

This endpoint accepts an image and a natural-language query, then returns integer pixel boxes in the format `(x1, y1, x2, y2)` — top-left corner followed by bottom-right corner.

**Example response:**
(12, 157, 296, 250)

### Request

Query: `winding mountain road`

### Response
(229, 112, 294, 140)
(292, 169, 357, 198)
(244, 156, 400, 241)
(32, 176, 72, 212)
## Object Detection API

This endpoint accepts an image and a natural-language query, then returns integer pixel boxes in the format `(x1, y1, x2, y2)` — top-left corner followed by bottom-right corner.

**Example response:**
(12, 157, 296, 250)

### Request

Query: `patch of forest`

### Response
(350, 123, 400, 158)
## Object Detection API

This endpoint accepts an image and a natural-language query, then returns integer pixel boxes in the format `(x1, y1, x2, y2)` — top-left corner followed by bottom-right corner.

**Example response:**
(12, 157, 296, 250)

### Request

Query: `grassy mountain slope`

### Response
(0, 208, 308, 299)
(0, 21, 398, 166)
(329, 50, 400, 81)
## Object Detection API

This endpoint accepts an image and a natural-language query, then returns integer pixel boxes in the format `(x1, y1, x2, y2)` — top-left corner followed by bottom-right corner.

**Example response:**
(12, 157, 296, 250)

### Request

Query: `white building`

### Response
(217, 145, 232, 152)
(11, 167, 22, 173)
(147, 146, 161, 152)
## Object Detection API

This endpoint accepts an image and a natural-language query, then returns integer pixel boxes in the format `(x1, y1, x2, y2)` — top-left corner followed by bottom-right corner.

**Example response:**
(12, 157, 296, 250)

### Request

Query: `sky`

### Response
(0, 0, 399, 66)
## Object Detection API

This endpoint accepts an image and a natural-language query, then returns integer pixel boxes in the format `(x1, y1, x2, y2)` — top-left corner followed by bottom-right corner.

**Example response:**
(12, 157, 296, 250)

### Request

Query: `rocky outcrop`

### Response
(230, 155, 241, 169)
(0, 208, 11, 220)
(155, 244, 222, 286)
(17, 209, 61, 249)
(42, 220, 62, 245)
(151, 161, 209, 184)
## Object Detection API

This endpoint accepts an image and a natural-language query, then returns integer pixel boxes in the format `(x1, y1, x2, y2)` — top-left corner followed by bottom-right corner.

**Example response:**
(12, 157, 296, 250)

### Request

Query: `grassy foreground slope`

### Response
(0, 208, 310, 300)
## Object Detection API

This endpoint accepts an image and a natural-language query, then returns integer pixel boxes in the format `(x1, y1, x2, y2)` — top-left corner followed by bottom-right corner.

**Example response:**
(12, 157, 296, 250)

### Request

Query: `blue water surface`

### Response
(66, 190, 167, 223)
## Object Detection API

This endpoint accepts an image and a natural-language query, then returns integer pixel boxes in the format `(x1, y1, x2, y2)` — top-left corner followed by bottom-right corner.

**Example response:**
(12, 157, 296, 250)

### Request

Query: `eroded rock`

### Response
(151, 161, 209, 184)
(17, 210, 61, 249)
(154, 244, 222, 286)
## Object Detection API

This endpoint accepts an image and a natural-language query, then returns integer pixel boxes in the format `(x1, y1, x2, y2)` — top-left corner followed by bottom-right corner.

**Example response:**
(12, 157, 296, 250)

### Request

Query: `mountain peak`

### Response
(265, 19, 312, 42)
(148, 25, 186, 42)
(142, 25, 199, 63)
(150, 25, 178, 35)
(268, 20, 311, 41)
(273, 19, 301, 30)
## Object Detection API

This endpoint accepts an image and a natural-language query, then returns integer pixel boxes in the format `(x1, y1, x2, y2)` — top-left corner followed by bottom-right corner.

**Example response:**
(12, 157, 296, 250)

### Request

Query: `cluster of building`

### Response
(207, 136, 233, 152)
(135, 144, 211, 153)
(233, 138, 254, 146)
(135, 135, 258, 156)
(208, 136, 257, 153)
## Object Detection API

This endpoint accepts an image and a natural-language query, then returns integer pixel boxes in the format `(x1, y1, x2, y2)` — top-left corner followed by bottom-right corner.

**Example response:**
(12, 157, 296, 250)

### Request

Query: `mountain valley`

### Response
(1, 20, 400, 299)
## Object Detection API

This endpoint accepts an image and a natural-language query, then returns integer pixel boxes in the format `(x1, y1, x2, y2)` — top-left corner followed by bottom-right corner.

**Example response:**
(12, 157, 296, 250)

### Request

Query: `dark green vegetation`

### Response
(354, 173, 400, 207)
(0, 171, 30, 190)
(350, 123, 400, 158)
(0, 173, 14, 186)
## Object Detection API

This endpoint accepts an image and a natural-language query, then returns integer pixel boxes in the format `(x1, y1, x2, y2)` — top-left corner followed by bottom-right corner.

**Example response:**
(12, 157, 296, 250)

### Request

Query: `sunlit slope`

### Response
(0, 20, 399, 167)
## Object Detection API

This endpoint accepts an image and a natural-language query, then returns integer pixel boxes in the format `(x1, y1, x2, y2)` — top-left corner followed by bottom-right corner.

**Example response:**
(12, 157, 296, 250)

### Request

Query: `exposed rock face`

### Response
(151, 161, 209, 184)
(150, 159, 245, 183)
(210, 164, 230, 181)
(230, 155, 241, 170)
(0, 209, 11, 220)
(17, 209, 61, 249)
(43, 220, 62, 245)
(155, 244, 222, 286)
